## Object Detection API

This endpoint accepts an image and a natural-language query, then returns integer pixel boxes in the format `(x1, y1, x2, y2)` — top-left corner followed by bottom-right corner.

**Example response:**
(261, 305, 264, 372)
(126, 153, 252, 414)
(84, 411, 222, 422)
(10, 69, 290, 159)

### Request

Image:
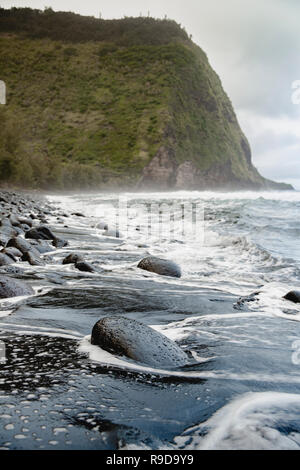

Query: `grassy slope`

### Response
(0, 8, 291, 189)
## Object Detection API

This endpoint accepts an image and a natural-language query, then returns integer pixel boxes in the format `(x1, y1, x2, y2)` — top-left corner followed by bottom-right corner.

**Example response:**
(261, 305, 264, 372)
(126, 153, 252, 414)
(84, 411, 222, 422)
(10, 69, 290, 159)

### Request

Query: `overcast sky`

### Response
(2, 0, 300, 188)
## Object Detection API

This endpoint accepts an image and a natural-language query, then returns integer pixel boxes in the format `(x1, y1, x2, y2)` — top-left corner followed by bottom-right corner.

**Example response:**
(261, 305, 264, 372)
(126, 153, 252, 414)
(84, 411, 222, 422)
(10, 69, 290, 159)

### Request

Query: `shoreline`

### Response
(0, 188, 300, 450)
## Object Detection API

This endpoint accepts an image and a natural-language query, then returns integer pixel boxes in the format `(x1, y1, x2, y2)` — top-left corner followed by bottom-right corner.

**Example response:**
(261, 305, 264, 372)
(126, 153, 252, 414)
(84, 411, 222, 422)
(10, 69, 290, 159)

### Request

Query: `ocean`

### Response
(0, 190, 300, 450)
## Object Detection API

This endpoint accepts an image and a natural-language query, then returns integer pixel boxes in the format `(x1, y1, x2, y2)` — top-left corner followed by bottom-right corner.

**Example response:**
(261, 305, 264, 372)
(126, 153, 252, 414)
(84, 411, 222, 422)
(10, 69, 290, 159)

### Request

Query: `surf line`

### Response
(106, 455, 140, 467)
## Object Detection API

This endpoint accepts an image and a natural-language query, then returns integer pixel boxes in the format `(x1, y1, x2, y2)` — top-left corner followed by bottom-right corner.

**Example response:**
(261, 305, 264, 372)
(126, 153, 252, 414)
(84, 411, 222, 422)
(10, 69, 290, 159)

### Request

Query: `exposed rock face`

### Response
(139, 152, 293, 191)
(0, 275, 34, 299)
(175, 161, 196, 188)
(138, 256, 182, 278)
(91, 316, 188, 368)
(139, 147, 176, 189)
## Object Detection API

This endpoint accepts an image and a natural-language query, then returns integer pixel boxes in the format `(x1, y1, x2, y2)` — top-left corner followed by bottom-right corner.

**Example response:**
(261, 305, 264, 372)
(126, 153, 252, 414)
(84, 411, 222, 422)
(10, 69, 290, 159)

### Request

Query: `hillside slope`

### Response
(0, 8, 292, 190)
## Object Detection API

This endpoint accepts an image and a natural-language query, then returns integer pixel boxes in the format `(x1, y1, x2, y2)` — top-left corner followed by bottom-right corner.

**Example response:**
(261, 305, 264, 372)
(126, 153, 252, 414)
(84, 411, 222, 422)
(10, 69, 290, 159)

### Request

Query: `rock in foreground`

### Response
(283, 291, 300, 304)
(91, 316, 188, 368)
(138, 256, 181, 278)
(0, 276, 34, 299)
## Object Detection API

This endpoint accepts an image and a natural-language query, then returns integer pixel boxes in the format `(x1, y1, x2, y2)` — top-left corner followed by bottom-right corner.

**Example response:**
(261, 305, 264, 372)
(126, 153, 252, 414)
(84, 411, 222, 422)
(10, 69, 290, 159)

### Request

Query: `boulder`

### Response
(0, 253, 14, 266)
(283, 291, 300, 304)
(137, 256, 181, 278)
(53, 237, 68, 248)
(30, 240, 55, 254)
(2, 247, 22, 259)
(18, 217, 33, 227)
(25, 226, 56, 241)
(7, 237, 39, 256)
(75, 261, 95, 273)
(21, 251, 45, 266)
(0, 234, 8, 247)
(0, 218, 12, 228)
(91, 316, 188, 368)
(14, 226, 24, 236)
(0, 219, 17, 238)
(0, 275, 34, 299)
(9, 214, 21, 226)
(63, 253, 84, 265)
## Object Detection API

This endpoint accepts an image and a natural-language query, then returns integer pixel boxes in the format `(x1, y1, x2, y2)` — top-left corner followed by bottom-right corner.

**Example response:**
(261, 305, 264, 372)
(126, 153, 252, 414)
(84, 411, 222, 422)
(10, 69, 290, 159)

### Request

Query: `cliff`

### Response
(0, 7, 293, 190)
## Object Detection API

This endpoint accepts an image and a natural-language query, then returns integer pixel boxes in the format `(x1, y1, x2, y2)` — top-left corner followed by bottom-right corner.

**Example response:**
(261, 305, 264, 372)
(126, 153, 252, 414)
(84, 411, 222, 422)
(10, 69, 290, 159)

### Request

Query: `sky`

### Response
(2, 0, 300, 189)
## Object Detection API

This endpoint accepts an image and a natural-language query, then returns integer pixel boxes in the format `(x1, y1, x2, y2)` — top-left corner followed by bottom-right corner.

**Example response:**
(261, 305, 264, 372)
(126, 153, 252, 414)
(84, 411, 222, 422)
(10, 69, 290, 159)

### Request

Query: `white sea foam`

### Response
(176, 392, 300, 450)
(0, 322, 83, 339)
(78, 336, 300, 384)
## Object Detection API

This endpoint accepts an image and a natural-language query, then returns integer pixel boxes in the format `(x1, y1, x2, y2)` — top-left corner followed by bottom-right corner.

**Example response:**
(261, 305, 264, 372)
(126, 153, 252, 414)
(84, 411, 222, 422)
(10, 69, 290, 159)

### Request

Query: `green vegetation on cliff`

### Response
(0, 7, 292, 190)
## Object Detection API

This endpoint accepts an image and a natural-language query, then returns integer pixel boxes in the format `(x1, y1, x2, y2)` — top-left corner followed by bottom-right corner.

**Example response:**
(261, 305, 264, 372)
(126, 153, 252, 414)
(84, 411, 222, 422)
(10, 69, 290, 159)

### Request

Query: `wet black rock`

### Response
(0, 265, 23, 275)
(72, 212, 85, 217)
(0, 253, 14, 266)
(21, 251, 45, 266)
(30, 240, 55, 254)
(18, 217, 33, 227)
(14, 226, 24, 236)
(9, 214, 21, 226)
(0, 234, 8, 247)
(63, 253, 84, 265)
(137, 256, 182, 278)
(0, 218, 12, 228)
(75, 261, 95, 273)
(283, 291, 300, 304)
(91, 316, 188, 368)
(0, 219, 17, 238)
(7, 237, 39, 256)
(25, 226, 56, 241)
(53, 238, 68, 248)
(0, 275, 34, 299)
(2, 247, 23, 259)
